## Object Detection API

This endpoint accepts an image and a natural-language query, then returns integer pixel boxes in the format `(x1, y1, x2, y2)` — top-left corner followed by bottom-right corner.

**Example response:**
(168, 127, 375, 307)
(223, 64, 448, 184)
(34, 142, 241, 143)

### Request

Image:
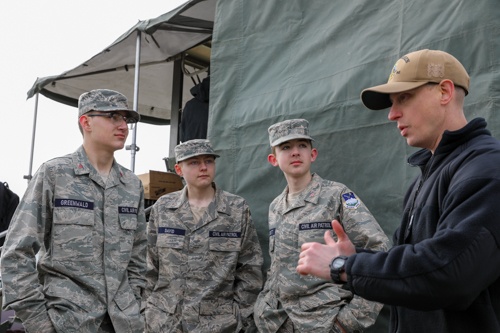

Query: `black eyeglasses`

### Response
(87, 112, 137, 124)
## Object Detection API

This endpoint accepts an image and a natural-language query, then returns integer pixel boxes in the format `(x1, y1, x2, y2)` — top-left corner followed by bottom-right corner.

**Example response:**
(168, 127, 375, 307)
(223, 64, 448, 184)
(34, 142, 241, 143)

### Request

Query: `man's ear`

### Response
(174, 163, 183, 177)
(310, 148, 318, 162)
(268, 153, 279, 167)
(439, 79, 454, 105)
(79, 115, 91, 132)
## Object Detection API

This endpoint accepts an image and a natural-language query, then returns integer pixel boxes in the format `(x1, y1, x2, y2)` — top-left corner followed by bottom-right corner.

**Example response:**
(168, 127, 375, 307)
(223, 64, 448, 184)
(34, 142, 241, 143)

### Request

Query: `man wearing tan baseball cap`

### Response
(361, 49, 470, 110)
(297, 49, 500, 332)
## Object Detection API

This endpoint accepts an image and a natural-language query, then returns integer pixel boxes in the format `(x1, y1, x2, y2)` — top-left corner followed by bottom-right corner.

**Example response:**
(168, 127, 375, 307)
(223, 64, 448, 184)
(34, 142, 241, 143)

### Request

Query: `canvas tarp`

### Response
(211, 0, 500, 252)
(26, 0, 215, 125)
(209, 1, 500, 331)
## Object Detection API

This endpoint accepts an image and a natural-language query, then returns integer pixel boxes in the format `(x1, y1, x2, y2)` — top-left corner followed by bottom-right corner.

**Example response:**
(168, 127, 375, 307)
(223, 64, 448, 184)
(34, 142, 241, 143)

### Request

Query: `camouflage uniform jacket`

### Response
(144, 183, 264, 333)
(254, 173, 390, 333)
(0, 146, 147, 333)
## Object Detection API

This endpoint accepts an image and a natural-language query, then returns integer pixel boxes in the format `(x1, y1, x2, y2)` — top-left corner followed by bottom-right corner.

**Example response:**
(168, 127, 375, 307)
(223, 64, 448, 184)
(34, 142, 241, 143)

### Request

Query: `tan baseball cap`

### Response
(361, 49, 470, 110)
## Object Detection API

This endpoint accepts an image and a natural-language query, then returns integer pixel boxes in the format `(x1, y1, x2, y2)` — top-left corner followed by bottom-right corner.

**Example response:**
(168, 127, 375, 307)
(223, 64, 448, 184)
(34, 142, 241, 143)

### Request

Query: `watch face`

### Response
(333, 258, 346, 269)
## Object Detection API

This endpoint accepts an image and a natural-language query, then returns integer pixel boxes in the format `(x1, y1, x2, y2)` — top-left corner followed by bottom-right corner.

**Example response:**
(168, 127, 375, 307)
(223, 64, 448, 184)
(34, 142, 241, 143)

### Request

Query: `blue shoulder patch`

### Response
(342, 192, 360, 209)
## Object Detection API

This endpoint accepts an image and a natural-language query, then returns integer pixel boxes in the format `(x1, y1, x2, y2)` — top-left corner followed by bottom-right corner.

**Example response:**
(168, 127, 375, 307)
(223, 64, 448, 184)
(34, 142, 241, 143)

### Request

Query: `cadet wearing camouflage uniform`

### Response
(0, 89, 147, 333)
(144, 139, 264, 333)
(254, 119, 390, 333)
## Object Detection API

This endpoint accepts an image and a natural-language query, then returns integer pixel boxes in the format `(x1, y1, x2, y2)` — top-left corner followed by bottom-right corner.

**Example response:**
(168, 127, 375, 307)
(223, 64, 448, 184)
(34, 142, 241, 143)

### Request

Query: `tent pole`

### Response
(127, 31, 142, 172)
(24, 93, 39, 184)
(168, 58, 183, 158)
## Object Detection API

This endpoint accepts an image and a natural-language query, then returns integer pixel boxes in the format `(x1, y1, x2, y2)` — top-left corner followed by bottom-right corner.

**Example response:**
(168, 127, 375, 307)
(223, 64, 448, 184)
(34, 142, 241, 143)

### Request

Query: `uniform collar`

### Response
(275, 173, 322, 214)
(71, 145, 126, 188)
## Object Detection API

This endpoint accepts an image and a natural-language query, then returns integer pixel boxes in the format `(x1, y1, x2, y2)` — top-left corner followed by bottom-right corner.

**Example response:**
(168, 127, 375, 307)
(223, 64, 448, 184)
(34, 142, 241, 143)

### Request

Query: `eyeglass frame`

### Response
(86, 111, 138, 124)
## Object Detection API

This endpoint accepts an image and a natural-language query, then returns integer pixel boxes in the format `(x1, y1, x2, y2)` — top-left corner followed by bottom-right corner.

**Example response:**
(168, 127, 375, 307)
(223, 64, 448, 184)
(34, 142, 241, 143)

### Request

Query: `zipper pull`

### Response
(404, 214, 414, 240)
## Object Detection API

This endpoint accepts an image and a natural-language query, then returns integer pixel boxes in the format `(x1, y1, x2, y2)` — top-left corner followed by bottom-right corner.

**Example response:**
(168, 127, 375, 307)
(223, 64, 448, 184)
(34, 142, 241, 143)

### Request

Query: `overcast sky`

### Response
(1, 0, 188, 197)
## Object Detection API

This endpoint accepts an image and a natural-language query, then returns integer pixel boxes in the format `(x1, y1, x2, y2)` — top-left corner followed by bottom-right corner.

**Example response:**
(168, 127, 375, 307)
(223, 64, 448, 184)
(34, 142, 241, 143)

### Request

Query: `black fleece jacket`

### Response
(346, 118, 500, 333)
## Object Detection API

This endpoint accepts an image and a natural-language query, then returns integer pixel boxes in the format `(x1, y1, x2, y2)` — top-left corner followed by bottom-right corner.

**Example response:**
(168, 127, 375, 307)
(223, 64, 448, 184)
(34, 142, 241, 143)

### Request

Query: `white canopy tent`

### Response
(26, 0, 215, 176)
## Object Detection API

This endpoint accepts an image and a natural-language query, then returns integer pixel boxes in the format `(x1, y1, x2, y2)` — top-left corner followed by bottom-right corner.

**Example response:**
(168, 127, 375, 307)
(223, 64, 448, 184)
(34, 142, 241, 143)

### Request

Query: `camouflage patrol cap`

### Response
(268, 119, 314, 147)
(78, 89, 140, 122)
(175, 139, 220, 162)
